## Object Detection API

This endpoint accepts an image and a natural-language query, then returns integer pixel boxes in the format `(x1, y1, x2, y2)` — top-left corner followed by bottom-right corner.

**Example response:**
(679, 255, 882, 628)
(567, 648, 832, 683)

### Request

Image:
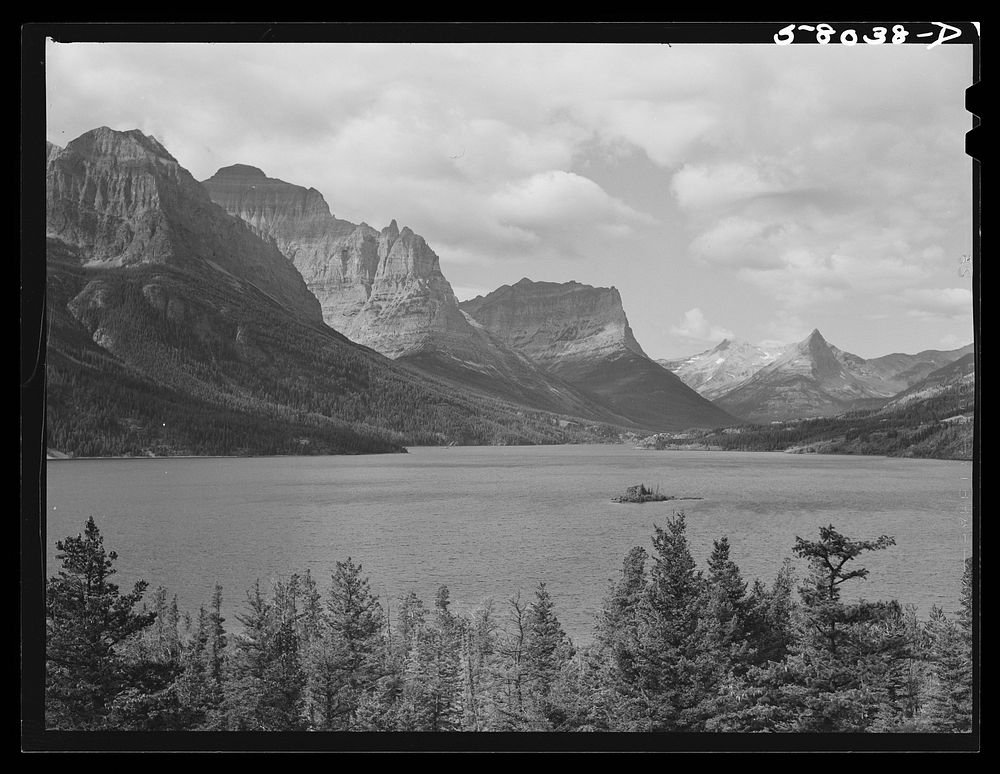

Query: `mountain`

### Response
(202, 165, 632, 424)
(45, 128, 628, 457)
(460, 279, 737, 431)
(638, 350, 975, 460)
(712, 329, 974, 422)
(859, 344, 975, 394)
(658, 339, 780, 400)
(881, 352, 975, 410)
(47, 129, 323, 323)
(713, 329, 890, 421)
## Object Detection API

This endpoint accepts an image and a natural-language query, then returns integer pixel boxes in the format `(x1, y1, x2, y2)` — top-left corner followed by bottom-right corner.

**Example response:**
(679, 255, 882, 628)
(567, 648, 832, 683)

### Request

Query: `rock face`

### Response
(203, 165, 468, 356)
(47, 128, 322, 323)
(203, 167, 633, 423)
(714, 329, 894, 421)
(461, 279, 737, 431)
(713, 330, 975, 422)
(659, 338, 780, 400)
(45, 128, 626, 456)
(461, 279, 648, 367)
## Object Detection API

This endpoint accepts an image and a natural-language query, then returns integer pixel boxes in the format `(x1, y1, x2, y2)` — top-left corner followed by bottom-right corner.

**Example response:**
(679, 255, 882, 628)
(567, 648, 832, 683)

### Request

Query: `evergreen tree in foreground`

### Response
(522, 582, 574, 729)
(46, 517, 157, 729)
(922, 557, 974, 732)
(636, 512, 706, 730)
(44, 516, 974, 735)
(724, 525, 901, 731)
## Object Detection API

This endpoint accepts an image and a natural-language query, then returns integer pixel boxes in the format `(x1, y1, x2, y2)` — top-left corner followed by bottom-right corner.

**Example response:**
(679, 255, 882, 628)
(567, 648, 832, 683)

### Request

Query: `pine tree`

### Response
(752, 525, 898, 731)
(309, 558, 384, 730)
(923, 597, 973, 732)
(691, 536, 754, 729)
(459, 598, 498, 731)
(202, 583, 227, 727)
(46, 517, 157, 729)
(426, 585, 464, 731)
(522, 582, 574, 730)
(590, 545, 648, 730)
(635, 513, 705, 730)
(224, 579, 306, 730)
(745, 558, 797, 666)
(488, 592, 531, 730)
(171, 606, 212, 729)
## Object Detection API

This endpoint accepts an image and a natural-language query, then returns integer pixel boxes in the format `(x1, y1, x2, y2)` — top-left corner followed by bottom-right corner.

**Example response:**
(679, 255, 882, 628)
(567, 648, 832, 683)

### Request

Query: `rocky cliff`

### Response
(203, 167, 633, 423)
(203, 165, 469, 355)
(461, 279, 737, 431)
(47, 128, 322, 323)
(45, 128, 628, 456)
(714, 329, 894, 421)
(461, 279, 648, 367)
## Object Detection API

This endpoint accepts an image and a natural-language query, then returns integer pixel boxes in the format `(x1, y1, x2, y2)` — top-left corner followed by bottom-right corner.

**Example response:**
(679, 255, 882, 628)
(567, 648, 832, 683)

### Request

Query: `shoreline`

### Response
(43, 443, 973, 463)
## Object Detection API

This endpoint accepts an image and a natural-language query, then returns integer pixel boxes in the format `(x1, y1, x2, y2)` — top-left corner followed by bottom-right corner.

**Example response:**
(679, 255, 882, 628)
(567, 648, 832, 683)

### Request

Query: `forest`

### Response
(642, 386, 975, 461)
(44, 515, 974, 734)
(45, 255, 626, 458)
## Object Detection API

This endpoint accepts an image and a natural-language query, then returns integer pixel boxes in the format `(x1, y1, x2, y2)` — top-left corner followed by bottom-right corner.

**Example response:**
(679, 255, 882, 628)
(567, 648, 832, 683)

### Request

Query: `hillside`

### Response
(461, 279, 737, 431)
(45, 129, 630, 457)
(639, 352, 975, 460)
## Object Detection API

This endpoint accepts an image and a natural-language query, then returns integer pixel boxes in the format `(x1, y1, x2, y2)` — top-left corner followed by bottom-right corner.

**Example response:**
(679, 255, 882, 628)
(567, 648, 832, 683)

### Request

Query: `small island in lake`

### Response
(612, 483, 704, 504)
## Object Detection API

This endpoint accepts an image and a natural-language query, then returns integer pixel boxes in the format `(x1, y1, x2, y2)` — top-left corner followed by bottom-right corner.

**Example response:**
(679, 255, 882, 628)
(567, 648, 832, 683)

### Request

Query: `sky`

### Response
(45, 40, 976, 359)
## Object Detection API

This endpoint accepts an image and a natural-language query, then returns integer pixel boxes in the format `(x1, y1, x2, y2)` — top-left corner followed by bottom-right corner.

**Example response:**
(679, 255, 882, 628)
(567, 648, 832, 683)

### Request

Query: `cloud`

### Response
(672, 162, 792, 211)
(492, 171, 652, 232)
(900, 287, 974, 319)
(690, 216, 788, 270)
(44, 41, 973, 357)
(938, 333, 972, 350)
(670, 308, 734, 342)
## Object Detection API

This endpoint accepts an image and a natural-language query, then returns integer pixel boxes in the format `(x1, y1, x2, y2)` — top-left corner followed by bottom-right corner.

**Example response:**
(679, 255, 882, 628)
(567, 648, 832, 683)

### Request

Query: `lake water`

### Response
(44, 446, 973, 644)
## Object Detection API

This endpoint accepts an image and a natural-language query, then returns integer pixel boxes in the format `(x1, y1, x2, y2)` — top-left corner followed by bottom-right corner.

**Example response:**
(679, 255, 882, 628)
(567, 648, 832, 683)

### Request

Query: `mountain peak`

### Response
(66, 127, 177, 164)
(47, 127, 323, 323)
(210, 163, 268, 180)
(807, 328, 825, 342)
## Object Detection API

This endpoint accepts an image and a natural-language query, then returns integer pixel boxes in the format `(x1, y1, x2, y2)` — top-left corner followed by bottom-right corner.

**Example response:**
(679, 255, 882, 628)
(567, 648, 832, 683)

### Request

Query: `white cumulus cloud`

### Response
(670, 308, 734, 342)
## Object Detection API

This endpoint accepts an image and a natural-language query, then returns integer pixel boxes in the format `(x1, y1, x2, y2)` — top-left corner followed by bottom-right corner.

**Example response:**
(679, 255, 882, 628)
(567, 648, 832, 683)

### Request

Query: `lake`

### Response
(44, 446, 973, 643)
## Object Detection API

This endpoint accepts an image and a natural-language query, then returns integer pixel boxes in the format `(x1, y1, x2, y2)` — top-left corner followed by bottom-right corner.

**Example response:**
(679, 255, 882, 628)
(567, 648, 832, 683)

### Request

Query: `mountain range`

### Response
(640, 351, 975, 460)
(43, 127, 975, 458)
(203, 165, 733, 432)
(44, 128, 630, 457)
(662, 330, 973, 423)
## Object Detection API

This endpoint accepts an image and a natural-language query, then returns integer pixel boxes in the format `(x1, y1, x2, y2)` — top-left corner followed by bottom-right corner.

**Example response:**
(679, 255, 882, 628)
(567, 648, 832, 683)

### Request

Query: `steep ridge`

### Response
(658, 339, 780, 400)
(47, 129, 323, 323)
(715, 329, 896, 421)
(202, 167, 633, 424)
(711, 330, 975, 422)
(45, 128, 629, 457)
(860, 345, 975, 395)
(882, 352, 975, 410)
(461, 279, 737, 431)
